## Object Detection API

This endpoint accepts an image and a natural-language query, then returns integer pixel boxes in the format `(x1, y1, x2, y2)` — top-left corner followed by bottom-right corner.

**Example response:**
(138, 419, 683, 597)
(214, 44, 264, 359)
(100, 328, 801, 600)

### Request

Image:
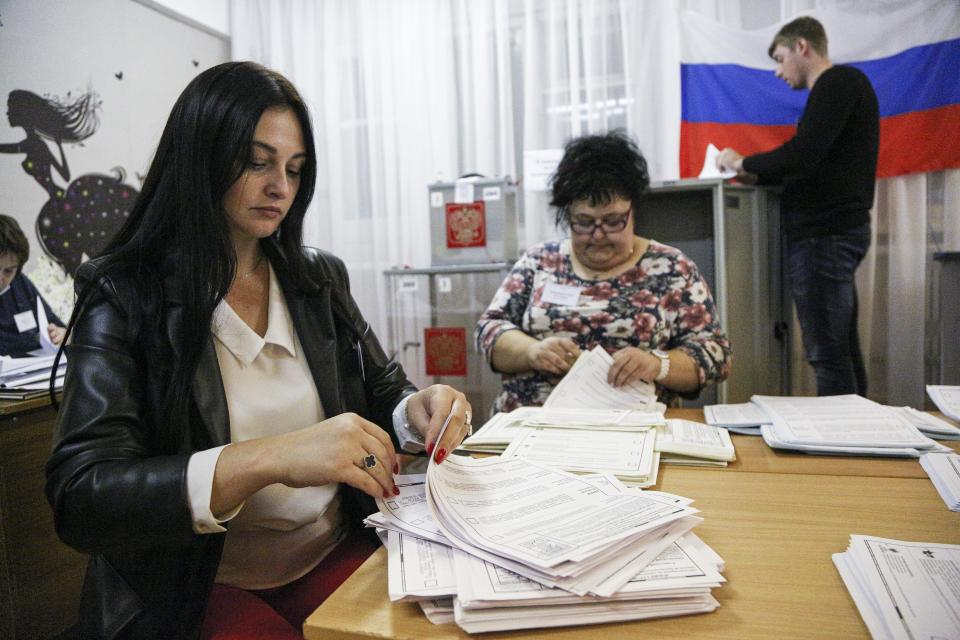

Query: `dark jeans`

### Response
(786, 223, 871, 396)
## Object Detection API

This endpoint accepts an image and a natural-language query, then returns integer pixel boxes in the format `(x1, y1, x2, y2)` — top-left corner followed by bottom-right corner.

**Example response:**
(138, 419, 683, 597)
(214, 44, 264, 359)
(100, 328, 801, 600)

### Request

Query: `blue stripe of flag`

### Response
(682, 37, 960, 124)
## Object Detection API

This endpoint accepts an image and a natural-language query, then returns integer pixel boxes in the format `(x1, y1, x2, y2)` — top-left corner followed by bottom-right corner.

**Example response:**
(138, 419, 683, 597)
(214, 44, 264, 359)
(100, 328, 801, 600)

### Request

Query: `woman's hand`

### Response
(405, 385, 471, 464)
(525, 337, 581, 376)
(48, 323, 66, 346)
(608, 347, 660, 387)
(211, 413, 400, 517)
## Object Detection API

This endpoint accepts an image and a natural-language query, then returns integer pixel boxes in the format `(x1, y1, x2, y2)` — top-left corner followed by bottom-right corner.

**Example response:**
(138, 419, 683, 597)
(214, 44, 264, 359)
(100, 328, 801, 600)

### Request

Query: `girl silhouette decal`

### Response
(0, 89, 139, 274)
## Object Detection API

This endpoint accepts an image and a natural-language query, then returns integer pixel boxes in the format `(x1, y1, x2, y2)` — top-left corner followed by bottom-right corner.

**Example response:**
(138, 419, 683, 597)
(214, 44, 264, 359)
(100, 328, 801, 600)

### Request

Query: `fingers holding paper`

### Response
(526, 337, 582, 376)
(608, 347, 659, 387)
(405, 384, 472, 464)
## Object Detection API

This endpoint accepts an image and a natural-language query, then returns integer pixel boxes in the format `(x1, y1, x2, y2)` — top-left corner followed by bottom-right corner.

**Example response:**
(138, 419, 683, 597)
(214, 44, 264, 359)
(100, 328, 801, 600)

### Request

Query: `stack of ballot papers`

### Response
(752, 394, 952, 457)
(920, 453, 960, 511)
(0, 354, 65, 400)
(543, 345, 665, 413)
(833, 535, 960, 639)
(655, 419, 736, 466)
(703, 402, 771, 436)
(460, 406, 665, 454)
(368, 459, 726, 634)
(927, 385, 960, 423)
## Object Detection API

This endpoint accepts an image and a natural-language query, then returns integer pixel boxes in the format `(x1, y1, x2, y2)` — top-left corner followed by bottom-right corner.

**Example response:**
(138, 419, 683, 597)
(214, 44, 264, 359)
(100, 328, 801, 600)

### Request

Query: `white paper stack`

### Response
(753, 394, 951, 457)
(919, 453, 960, 511)
(703, 402, 770, 436)
(370, 466, 726, 634)
(500, 424, 660, 486)
(0, 354, 65, 400)
(833, 535, 960, 639)
(888, 406, 960, 440)
(460, 406, 665, 454)
(927, 385, 960, 423)
(656, 419, 736, 466)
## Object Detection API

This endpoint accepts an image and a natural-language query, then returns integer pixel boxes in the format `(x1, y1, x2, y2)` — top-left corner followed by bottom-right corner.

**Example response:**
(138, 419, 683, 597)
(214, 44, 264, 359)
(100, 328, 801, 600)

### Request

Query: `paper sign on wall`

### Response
(424, 327, 467, 376)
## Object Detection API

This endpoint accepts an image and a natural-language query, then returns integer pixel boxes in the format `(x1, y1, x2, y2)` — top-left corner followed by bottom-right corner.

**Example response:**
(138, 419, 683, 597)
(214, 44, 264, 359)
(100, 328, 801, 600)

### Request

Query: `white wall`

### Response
(0, 0, 229, 277)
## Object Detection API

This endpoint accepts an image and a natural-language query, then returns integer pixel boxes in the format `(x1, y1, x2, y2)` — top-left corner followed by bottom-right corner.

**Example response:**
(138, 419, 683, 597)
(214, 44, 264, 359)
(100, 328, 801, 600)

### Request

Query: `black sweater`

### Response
(743, 65, 879, 240)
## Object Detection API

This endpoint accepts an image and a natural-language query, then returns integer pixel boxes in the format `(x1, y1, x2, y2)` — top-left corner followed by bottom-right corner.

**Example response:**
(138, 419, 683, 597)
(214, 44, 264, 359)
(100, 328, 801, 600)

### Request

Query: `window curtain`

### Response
(230, 0, 958, 407)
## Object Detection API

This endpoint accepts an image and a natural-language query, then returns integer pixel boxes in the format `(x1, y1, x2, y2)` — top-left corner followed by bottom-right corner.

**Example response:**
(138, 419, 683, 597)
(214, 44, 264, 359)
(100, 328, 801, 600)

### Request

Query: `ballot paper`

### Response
(833, 535, 960, 640)
(460, 405, 665, 454)
(891, 405, 960, 440)
(500, 425, 659, 486)
(697, 144, 737, 179)
(544, 346, 660, 411)
(451, 533, 723, 633)
(703, 402, 770, 436)
(927, 385, 960, 423)
(0, 353, 66, 398)
(753, 394, 950, 457)
(386, 531, 458, 602)
(425, 454, 699, 594)
(919, 453, 960, 511)
(35, 297, 59, 355)
(655, 419, 736, 464)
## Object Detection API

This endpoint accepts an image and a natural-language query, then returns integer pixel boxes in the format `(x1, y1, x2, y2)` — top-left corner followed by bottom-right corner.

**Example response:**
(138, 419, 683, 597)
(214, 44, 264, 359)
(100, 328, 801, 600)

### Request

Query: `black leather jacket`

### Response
(45, 246, 415, 639)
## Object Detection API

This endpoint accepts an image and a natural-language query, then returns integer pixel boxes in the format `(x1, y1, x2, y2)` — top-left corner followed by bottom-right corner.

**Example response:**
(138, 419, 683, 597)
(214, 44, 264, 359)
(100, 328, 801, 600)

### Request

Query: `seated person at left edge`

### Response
(476, 131, 731, 413)
(0, 213, 66, 356)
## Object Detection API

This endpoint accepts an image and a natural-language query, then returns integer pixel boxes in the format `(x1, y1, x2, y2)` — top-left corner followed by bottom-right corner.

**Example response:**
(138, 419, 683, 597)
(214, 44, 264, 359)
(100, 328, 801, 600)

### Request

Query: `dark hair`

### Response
(7, 89, 100, 143)
(769, 16, 828, 58)
(0, 214, 30, 267)
(549, 130, 650, 230)
(62, 61, 317, 439)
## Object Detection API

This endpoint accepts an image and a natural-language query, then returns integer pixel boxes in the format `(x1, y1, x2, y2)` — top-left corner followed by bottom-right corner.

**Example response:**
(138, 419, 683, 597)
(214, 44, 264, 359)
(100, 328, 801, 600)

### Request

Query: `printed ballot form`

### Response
(834, 535, 960, 640)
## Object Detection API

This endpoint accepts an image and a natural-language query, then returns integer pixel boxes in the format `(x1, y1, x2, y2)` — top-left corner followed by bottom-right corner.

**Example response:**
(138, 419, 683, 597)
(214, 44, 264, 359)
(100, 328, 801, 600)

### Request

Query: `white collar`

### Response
(211, 263, 297, 366)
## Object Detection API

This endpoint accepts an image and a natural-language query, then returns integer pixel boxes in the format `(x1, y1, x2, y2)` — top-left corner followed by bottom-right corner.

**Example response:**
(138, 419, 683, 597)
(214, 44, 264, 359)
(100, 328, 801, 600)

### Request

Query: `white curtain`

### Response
(231, 0, 958, 407)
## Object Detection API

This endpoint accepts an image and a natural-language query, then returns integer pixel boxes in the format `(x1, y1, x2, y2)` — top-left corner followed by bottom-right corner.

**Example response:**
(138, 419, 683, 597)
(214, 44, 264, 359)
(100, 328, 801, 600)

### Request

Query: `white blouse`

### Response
(185, 264, 421, 589)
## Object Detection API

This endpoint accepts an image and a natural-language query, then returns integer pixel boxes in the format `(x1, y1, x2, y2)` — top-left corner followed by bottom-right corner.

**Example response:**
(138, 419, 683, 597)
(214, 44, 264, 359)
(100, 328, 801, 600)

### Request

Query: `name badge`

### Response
(14, 309, 37, 333)
(541, 283, 582, 306)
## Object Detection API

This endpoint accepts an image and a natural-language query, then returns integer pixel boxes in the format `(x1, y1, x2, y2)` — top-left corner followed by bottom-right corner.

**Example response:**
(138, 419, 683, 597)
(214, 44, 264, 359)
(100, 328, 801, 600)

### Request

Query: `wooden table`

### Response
(304, 410, 960, 639)
(0, 396, 85, 640)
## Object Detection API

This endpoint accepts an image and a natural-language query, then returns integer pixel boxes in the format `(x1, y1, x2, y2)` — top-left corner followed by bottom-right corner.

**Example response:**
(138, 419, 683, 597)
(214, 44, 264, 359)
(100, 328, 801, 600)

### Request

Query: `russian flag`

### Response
(679, 1, 960, 179)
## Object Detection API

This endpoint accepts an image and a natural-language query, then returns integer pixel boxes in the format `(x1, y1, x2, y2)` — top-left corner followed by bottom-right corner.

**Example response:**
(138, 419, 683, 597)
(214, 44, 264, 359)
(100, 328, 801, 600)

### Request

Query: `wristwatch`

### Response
(652, 349, 670, 382)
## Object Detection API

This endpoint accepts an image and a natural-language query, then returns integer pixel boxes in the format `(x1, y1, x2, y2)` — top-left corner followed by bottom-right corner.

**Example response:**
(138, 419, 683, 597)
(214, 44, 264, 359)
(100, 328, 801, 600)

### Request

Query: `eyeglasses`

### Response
(568, 210, 632, 235)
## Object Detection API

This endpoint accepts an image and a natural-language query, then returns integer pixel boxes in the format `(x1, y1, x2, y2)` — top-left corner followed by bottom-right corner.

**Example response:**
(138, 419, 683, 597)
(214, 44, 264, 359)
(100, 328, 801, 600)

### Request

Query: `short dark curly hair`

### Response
(0, 215, 29, 267)
(549, 130, 650, 230)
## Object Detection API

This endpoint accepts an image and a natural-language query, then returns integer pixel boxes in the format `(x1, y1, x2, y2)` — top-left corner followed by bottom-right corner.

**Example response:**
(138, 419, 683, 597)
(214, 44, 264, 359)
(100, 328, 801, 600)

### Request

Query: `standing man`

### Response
(718, 16, 878, 397)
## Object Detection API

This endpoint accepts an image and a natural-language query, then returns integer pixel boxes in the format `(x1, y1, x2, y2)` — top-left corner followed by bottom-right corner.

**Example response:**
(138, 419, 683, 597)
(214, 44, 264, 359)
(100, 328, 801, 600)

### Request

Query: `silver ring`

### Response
(465, 409, 472, 425)
(362, 454, 377, 470)
(465, 422, 473, 436)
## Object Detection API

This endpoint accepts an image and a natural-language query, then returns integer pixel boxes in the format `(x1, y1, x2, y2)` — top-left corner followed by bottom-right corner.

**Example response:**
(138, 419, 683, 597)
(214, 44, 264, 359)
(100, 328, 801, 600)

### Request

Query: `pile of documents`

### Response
(705, 396, 960, 442)
(833, 535, 960, 639)
(746, 395, 953, 456)
(703, 402, 771, 436)
(0, 353, 65, 400)
(656, 419, 735, 466)
(369, 456, 726, 633)
(927, 385, 960, 422)
(920, 453, 960, 511)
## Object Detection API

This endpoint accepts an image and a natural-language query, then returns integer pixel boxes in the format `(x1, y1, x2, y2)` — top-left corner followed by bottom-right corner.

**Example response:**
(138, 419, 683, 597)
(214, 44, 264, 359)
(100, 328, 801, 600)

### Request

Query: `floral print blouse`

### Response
(475, 239, 731, 413)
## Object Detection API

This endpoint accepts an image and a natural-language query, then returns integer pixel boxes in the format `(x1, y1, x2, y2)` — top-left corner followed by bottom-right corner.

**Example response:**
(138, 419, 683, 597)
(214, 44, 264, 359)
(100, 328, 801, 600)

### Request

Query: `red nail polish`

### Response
(392, 485, 400, 496)
(436, 448, 447, 463)
(426, 442, 435, 455)
(383, 490, 391, 498)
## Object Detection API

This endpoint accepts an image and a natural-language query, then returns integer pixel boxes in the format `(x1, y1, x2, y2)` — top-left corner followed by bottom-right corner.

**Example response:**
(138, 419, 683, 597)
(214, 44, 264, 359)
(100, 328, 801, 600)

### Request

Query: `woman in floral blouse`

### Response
(476, 131, 731, 412)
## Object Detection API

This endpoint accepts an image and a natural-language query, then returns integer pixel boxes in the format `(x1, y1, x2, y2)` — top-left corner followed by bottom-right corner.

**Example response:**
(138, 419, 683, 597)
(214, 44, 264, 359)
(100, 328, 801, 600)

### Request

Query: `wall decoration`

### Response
(424, 327, 467, 376)
(0, 89, 139, 274)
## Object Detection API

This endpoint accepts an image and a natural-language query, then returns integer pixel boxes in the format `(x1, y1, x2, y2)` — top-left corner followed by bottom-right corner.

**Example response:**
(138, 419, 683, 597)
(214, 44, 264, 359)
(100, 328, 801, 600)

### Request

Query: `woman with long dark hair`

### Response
(45, 62, 471, 639)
